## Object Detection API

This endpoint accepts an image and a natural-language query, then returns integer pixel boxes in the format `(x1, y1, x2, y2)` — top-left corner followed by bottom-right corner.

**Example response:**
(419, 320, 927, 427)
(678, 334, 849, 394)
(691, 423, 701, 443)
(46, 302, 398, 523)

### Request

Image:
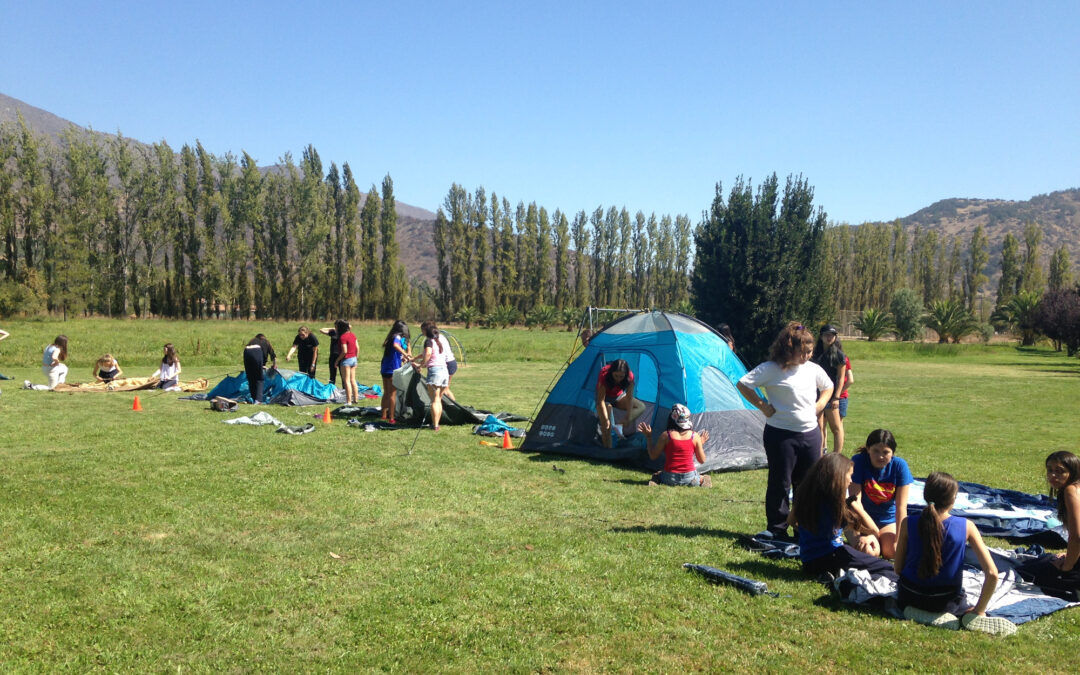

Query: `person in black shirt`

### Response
(319, 325, 340, 385)
(812, 324, 848, 454)
(286, 325, 320, 378)
(243, 334, 277, 403)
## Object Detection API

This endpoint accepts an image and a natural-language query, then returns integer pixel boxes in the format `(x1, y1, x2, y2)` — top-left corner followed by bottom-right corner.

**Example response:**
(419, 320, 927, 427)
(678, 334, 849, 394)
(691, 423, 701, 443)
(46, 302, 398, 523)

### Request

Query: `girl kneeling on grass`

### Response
(789, 452, 897, 582)
(893, 471, 1015, 635)
(637, 404, 712, 487)
(1017, 451, 1080, 601)
(845, 429, 912, 559)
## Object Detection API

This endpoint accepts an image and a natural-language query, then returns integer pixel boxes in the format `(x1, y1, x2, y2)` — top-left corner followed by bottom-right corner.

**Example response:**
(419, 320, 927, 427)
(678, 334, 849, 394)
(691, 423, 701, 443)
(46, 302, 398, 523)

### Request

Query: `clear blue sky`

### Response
(2, 1, 1077, 224)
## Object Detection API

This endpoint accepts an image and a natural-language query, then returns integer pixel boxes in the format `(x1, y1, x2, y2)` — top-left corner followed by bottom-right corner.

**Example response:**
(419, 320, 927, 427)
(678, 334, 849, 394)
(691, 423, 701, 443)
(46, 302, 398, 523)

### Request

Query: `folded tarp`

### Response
(206, 368, 350, 405)
(908, 479, 1067, 547)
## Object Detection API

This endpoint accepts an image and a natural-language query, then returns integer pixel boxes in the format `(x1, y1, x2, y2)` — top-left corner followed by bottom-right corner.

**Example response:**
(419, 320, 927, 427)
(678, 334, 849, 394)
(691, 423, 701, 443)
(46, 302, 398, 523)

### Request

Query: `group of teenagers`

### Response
(30, 335, 182, 392)
(602, 321, 1079, 635)
(239, 320, 458, 429)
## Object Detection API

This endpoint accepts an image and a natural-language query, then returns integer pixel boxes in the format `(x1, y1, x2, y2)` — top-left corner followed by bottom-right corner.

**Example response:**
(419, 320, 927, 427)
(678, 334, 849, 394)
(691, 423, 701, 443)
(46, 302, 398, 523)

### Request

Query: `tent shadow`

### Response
(722, 558, 805, 584)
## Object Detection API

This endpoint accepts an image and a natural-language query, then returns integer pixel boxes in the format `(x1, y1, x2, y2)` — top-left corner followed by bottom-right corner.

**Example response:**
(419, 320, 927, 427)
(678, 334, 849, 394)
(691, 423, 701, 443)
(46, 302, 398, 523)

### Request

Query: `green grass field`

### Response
(0, 320, 1077, 672)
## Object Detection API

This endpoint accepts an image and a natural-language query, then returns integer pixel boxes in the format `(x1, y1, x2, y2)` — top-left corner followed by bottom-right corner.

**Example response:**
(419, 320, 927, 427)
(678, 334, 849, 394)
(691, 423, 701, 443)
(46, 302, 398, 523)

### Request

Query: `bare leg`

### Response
(599, 401, 613, 449)
(430, 386, 444, 428)
(825, 408, 844, 453)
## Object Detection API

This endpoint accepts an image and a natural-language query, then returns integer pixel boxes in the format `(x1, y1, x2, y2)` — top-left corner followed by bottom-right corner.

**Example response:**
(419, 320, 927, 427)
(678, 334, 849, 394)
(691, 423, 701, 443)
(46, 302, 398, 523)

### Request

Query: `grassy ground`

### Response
(0, 320, 1077, 672)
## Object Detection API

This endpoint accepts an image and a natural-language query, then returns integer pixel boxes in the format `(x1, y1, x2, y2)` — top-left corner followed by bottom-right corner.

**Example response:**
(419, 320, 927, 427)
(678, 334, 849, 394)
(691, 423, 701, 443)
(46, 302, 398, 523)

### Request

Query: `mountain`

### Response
(895, 190, 1080, 275)
(0, 92, 441, 282)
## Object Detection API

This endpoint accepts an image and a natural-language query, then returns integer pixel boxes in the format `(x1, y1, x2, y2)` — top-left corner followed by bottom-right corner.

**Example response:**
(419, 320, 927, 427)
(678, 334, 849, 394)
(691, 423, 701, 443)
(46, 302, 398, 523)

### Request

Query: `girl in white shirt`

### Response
(737, 322, 833, 539)
(151, 343, 182, 391)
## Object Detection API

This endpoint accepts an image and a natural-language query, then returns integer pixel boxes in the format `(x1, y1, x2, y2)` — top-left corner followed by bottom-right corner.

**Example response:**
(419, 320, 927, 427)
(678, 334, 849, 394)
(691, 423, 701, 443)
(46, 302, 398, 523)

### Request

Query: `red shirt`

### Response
(597, 364, 634, 402)
(339, 331, 358, 359)
(663, 432, 698, 474)
(840, 356, 852, 399)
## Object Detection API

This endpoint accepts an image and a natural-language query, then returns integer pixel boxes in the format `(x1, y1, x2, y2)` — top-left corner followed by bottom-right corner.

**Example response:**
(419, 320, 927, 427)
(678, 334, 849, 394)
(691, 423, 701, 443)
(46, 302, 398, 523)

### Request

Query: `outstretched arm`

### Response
(966, 521, 1000, 616)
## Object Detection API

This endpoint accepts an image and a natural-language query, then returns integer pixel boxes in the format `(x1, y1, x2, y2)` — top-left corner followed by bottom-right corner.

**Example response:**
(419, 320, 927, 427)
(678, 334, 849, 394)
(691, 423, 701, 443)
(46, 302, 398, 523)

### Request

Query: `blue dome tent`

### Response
(521, 311, 766, 472)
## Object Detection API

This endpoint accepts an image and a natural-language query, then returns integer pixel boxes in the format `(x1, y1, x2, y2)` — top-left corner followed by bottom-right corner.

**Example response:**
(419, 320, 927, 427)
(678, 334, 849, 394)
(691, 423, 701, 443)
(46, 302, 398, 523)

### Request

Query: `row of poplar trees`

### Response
(0, 115, 409, 320)
(430, 183, 693, 318)
(822, 219, 1073, 319)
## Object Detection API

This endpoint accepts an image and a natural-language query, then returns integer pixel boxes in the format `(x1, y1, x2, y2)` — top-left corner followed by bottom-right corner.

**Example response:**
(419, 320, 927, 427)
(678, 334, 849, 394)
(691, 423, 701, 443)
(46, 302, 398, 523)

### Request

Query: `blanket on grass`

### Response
(828, 547, 1078, 625)
(52, 377, 209, 393)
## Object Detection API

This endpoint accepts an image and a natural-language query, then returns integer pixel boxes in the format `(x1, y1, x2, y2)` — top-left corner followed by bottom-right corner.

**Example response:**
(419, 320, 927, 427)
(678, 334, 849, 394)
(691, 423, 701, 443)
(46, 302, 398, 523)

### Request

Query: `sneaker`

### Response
(903, 606, 960, 630)
(23, 380, 32, 390)
(815, 571, 837, 588)
(962, 614, 1017, 636)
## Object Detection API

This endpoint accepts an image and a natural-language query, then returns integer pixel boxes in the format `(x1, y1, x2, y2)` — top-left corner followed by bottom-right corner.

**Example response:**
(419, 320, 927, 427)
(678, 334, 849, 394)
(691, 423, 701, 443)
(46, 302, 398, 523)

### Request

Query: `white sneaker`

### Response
(23, 380, 32, 389)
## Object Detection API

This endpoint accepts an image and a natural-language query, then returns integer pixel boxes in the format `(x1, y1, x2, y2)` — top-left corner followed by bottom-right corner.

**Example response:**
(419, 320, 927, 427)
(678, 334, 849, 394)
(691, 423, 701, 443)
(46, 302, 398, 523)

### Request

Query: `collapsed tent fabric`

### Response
(52, 377, 208, 392)
(206, 368, 347, 405)
(522, 311, 766, 472)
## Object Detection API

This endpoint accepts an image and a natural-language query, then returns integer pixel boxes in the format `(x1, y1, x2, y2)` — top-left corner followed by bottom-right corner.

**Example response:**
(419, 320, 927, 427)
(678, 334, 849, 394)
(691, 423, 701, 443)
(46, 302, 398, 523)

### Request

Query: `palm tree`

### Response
(453, 305, 481, 329)
(923, 300, 977, 343)
(991, 290, 1042, 346)
(853, 308, 894, 341)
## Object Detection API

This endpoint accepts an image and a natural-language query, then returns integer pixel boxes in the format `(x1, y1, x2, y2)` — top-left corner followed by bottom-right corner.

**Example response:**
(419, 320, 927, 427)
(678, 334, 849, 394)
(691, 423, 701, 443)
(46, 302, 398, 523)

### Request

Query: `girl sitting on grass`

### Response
(93, 354, 123, 383)
(1017, 451, 1080, 601)
(845, 429, 912, 559)
(637, 404, 712, 487)
(893, 471, 1015, 635)
(788, 452, 897, 582)
(150, 343, 182, 391)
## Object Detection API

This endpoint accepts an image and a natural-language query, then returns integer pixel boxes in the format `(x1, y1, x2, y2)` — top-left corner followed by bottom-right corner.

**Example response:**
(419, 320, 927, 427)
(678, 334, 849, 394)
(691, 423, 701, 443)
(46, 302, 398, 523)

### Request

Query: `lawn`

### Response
(0, 320, 1077, 672)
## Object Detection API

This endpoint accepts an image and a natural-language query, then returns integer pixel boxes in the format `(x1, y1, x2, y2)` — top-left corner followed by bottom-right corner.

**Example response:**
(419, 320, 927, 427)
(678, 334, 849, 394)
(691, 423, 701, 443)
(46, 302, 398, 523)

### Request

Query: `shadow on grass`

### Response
(609, 524, 751, 546)
(722, 558, 806, 584)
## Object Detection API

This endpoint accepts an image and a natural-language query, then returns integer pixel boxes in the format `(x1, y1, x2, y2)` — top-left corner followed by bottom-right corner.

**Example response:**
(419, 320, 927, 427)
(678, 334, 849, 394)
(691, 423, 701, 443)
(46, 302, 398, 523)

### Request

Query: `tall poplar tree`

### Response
(571, 210, 590, 308)
(359, 185, 381, 319)
(380, 174, 407, 318)
(962, 224, 989, 315)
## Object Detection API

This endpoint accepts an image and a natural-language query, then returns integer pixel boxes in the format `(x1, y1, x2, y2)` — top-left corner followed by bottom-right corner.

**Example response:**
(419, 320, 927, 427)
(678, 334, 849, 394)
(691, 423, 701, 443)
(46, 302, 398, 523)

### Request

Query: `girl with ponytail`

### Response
(894, 471, 1015, 634)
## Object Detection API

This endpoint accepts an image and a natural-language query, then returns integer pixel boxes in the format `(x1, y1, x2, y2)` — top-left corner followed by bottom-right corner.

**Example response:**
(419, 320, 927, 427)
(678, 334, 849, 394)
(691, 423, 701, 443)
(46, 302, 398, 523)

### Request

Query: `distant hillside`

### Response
(893, 190, 1080, 278)
(1, 92, 440, 282)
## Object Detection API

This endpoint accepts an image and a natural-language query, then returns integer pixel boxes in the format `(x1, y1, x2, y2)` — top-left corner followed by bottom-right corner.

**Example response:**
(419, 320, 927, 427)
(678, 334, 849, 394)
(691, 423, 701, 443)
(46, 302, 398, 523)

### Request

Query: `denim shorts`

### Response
(426, 365, 449, 388)
(339, 357, 357, 368)
(838, 397, 848, 418)
(659, 470, 703, 487)
(447, 360, 458, 376)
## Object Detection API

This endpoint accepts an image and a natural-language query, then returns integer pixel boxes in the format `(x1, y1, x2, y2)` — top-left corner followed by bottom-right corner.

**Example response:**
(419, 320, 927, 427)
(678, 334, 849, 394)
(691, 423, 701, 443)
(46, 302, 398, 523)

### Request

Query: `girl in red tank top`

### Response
(637, 404, 712, 487)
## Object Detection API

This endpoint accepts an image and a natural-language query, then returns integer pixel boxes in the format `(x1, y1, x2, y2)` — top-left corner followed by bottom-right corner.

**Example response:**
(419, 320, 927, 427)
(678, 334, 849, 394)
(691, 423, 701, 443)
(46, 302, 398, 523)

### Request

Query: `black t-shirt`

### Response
(814, 348, 847, 388)
(293, 334, 320, 362)
(326, 330, 340, 355)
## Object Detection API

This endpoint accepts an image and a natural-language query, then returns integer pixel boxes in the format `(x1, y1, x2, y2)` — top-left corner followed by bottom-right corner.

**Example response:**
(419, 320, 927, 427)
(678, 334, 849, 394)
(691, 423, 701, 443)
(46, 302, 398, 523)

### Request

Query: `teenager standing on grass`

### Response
(286, 326, 319, 378)
(380, 320, 411, 422)
(415, 322, 449, 431)
(894, 471, 1015, 635)
(319, 325, 341, 385)
(1018, 451, 1080, 600)
(737, 322, 832, 539)
(812, 324, 847, 453)
(243, 334, 276, 403)
(335, 320, 359, 405)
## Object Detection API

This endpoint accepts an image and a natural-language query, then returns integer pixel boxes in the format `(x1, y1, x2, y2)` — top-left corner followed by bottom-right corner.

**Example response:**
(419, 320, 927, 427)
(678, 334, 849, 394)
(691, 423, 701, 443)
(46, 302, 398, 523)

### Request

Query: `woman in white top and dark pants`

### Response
(737, 322, 833, 539)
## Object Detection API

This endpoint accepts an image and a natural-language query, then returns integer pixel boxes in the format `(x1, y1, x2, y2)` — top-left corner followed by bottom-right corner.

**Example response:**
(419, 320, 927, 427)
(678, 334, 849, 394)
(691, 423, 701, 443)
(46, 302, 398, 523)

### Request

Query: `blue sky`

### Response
(2, 1, 1077, 224)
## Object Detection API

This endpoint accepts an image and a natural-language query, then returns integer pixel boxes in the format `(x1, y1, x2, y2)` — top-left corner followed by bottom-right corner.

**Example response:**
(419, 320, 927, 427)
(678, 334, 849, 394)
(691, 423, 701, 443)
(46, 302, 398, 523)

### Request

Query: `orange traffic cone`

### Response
(322, 407, 332, 424)
(502, 429, 513, 449)
(132, 396, 143, 412)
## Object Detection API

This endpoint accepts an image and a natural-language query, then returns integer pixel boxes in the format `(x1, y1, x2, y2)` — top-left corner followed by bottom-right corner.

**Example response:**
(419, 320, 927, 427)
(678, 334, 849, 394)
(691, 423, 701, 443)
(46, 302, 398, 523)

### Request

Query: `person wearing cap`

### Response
(637, 404, 712, 487)
(812, 324, 848, 454)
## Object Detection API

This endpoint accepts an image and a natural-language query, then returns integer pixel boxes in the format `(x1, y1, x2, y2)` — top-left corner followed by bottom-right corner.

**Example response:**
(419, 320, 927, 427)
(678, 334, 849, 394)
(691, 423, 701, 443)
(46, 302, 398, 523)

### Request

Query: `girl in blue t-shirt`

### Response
(893, 471, 1015, 634)
(846, 429, 913, 559)
(379, 320, 412, 423)
(789, 452, 897, 582)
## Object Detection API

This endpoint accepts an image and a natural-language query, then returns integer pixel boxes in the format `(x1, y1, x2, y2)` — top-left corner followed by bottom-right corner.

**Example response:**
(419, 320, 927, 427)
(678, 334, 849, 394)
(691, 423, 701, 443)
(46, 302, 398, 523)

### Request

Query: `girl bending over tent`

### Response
(894, 471, 1015, 634)
(595, 358, 645, 449)
(1017, 451, 1080, 601)
(637, 404, 712, 487)
(93, 354, 123, 383)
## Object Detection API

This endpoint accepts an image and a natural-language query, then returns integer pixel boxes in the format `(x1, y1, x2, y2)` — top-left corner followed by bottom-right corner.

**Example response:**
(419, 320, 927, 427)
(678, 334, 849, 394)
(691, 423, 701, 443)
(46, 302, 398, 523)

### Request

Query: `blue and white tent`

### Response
(522, 311, 766, 472)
